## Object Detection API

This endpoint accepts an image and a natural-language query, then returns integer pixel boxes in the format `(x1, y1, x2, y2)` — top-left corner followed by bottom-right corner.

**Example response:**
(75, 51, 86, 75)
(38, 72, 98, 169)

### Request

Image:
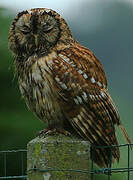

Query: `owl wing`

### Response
(52, 44, 130, 167)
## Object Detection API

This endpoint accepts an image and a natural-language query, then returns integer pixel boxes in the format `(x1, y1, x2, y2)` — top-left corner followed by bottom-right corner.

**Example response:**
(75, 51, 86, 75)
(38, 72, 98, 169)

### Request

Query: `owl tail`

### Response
(90, 145, 120, 168)
(119, 124, 132, 145)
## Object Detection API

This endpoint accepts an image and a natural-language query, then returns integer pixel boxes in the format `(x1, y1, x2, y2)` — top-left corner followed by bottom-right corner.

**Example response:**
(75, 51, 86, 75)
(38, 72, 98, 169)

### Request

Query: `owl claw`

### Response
(37, 128, 71, 137)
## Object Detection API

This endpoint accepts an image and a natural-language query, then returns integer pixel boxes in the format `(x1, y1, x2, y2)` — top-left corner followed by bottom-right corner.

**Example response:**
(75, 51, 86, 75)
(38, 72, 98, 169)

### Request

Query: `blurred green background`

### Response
(0, 0, 133, 179)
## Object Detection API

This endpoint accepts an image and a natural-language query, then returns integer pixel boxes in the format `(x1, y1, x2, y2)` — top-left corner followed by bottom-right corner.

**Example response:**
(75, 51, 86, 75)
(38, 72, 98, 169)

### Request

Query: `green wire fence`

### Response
(0, 144, 132, 179)
(90, 143, 133, 180)
(0, 149, 27, 179)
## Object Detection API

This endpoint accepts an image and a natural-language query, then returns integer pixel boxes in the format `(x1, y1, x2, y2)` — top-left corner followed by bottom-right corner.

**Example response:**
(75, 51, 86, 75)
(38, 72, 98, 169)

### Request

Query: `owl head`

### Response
(8, 8, 73, 59)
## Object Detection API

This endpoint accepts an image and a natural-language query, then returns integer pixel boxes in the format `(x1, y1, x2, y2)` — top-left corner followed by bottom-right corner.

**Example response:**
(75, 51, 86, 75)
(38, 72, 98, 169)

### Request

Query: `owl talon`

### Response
(38, 128, 71, 137)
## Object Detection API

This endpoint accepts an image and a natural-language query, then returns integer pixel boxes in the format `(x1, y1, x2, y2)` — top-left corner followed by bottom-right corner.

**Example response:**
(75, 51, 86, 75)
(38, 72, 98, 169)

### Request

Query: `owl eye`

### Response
(20, 26, 31, 35)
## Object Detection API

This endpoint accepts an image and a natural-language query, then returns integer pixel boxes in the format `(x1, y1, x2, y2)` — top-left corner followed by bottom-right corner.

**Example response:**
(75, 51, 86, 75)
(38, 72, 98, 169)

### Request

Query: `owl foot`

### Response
(38, 128, 71, 137)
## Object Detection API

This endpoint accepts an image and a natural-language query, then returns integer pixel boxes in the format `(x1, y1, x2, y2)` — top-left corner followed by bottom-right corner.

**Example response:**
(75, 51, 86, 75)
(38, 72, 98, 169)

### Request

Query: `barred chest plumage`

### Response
(18, 52, 63, 126)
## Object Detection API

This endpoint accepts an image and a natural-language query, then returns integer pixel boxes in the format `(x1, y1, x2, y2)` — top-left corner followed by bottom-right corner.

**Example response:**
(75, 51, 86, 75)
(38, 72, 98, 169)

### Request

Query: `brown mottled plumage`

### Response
(8, 8, 131, 167)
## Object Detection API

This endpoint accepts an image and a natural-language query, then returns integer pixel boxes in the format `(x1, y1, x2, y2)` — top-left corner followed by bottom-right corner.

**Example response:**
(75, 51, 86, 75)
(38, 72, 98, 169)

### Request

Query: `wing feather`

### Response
(51, 44, 130, 166)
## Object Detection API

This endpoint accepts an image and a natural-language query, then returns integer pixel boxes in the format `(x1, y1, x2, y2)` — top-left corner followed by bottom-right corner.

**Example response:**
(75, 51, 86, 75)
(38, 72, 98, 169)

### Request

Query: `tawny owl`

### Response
(8, 8, 131, 167)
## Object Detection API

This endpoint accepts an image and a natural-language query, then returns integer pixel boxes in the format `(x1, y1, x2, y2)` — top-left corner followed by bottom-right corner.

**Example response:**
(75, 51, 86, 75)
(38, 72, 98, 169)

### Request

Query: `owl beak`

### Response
(34, 35, 38, 48)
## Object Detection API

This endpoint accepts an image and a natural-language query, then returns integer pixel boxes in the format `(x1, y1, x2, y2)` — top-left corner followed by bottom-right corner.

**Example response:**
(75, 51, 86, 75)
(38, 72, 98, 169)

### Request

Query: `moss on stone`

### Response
(27, 134, 90, 180)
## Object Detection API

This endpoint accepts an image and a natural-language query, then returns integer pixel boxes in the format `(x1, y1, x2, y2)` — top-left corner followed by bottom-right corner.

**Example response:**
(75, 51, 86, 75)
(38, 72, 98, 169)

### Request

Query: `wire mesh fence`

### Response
(0, 144, 132, 179)
(90, 143, 133, 180)
(0, 149, 27, 179)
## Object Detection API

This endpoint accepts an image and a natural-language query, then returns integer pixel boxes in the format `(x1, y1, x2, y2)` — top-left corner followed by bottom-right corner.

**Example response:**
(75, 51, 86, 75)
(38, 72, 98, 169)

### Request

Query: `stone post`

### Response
(27, 134, 90, 180)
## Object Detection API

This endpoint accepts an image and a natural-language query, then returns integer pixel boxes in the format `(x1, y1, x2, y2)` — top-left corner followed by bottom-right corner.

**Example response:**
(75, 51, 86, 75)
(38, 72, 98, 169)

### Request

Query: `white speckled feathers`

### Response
(51, 45, 121, 166)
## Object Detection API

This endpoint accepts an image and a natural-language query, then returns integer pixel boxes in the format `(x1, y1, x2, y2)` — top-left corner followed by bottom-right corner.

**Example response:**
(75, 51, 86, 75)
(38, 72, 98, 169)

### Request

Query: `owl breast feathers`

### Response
(8, 8, 131, 167)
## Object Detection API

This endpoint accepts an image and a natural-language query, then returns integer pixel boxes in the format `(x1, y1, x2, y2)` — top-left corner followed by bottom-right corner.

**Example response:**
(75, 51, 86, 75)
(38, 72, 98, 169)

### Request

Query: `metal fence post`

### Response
(27, 134, 90, 180)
